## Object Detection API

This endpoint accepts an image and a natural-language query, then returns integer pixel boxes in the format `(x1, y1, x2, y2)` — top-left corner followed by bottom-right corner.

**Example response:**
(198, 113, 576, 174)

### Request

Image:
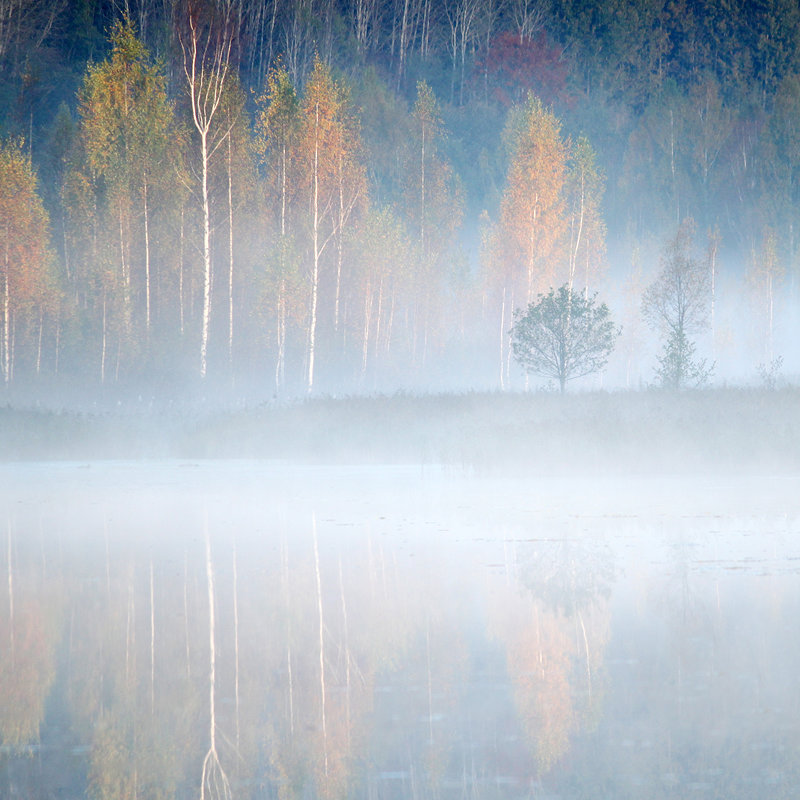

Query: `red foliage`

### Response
(472, 31, 572, 109)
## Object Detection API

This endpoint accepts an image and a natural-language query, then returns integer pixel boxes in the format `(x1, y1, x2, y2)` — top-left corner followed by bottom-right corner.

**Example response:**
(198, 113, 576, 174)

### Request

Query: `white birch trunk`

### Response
(200, 128, 212, 379)
(2, 266, 9, 385)
(307, 102, 321, 394)
(144, 179, 151, 333)
(227, 133, 234, 370)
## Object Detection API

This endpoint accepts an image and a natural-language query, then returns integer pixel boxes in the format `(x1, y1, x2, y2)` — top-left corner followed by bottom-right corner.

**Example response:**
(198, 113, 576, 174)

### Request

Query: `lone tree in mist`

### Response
(511, 285, 619, 393)
(642, 219, 713, 389)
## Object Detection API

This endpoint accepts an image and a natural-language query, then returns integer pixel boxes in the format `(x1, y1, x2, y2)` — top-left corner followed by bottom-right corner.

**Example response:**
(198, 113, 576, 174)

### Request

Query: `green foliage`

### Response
(654, 327, 713, 390)
(511, 285, 619, 393)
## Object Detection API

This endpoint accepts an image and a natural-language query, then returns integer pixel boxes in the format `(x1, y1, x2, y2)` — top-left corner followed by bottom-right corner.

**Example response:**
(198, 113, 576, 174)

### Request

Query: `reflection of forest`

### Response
(2, 472, 800, 799)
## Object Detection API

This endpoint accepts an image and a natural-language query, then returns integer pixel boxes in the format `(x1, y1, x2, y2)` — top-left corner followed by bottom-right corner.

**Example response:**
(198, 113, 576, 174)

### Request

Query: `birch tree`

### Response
(298, 57, 347, 393)
(565, 135, 606, 294)
(747, 226, 784, 364)
(486, 93, 566, 387)
(256, 60, 303, 392)
(499, 93, 566, 303)
(0, 138, 52, 385)
(180, 0, 234, 379)
(217, 73, 253, 373)
(79, 17, 176, 342)
(642, 219, 713, 389)
(404, 80, 463, 368)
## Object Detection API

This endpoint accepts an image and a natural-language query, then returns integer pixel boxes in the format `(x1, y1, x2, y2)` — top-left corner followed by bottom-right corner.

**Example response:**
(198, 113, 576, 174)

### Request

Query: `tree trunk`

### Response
(200, 130, 212, 379)
(335, 150, 344, 333)
(100, 290, 107, 385)
(2, 266, 10, 385)
(227, 133, 235, 372)
(307, 102, 321, 394)
(143, 179, 151, 334)
(179, 207, 185, 337)
(499, 286, 506, 390)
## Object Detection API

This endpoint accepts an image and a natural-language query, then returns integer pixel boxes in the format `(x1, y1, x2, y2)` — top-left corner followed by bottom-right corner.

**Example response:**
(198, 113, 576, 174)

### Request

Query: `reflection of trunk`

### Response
(206, 533, 217, 753)
(183, 549, 191, 679)
(126, 566, 136, 691)
(281, 534, 294, 739)
(150, 558, 155, 717)
(339, 557, 351, 745)
(313, 516, 329, 779)
(7, 521, 14, 665)
(577, 609, 592, 700)
(233, 544, 240, 754)
(426, 619, 433, 745)
(201, 529, 232, 800)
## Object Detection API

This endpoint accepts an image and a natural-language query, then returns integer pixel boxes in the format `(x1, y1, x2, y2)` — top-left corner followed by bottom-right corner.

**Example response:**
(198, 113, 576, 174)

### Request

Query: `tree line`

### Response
(1, 0, 798, 398)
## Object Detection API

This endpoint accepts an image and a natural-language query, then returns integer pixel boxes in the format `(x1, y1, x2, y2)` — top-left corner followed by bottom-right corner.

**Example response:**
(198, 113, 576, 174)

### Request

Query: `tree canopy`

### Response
(511, 285, 619, 393)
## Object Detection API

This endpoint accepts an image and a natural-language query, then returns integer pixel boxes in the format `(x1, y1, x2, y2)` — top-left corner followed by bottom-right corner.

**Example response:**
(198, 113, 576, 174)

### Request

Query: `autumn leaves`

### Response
(0, 13, 608, 395)
(485, 95, 606, 388)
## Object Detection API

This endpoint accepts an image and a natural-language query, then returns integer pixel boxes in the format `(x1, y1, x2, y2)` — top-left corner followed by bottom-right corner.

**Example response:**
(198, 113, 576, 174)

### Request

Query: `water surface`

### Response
(2, 462, 799, 798)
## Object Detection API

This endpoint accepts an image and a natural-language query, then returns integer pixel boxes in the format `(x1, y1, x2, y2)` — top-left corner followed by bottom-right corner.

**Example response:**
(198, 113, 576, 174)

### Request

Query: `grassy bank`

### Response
(2, 388, 799, 473)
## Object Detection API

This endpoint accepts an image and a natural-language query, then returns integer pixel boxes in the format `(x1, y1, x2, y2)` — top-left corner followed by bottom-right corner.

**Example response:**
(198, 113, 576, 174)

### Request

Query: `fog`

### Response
(2, 461, 799, 798)
(5, 6, 800, 797)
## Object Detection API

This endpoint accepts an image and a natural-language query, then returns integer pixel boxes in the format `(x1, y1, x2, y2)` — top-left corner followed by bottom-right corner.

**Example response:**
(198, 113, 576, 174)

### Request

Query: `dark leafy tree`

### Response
(511, 284, 619, 393)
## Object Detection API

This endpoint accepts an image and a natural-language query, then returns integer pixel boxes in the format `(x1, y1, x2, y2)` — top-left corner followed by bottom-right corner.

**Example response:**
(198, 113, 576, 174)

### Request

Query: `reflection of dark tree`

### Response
(489, 530, 614, 780)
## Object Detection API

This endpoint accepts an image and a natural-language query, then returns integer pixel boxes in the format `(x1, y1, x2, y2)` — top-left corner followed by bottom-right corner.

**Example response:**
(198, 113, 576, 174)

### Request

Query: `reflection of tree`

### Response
(0, 487, 658, 798)
(0, 589, 58, 749)
(490, 535, 613, 778)
(0, 519, 59, 757)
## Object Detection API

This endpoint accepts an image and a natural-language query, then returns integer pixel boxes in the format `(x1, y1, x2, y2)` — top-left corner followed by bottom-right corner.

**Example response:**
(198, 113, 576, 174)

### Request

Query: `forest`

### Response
(1, 0, 799, 403)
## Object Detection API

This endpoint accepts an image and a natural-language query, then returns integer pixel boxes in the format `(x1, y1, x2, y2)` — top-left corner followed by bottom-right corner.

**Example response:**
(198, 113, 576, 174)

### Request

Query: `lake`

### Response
(2, 461, 799, 798)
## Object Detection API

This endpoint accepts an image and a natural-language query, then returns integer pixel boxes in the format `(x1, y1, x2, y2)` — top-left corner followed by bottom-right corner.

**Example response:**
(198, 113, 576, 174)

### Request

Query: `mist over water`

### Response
(2, 461, 799, 798)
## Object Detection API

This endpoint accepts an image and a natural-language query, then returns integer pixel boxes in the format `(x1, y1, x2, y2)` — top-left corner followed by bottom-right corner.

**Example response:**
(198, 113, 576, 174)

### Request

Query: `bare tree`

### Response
(444, 0, 481, 105)
(642, 219, 713, 388)
(510, 0, 545, 43)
